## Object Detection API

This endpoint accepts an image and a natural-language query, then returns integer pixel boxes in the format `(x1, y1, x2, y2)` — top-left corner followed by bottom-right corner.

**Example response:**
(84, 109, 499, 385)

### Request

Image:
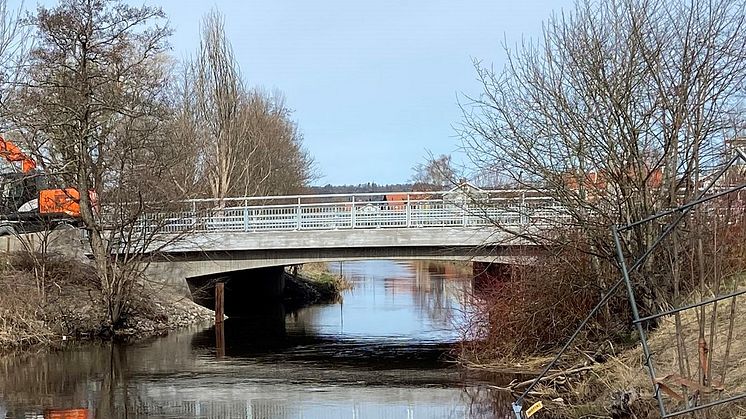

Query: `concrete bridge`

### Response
(135, 189, 565, 296)
(1, 188, 565, 305)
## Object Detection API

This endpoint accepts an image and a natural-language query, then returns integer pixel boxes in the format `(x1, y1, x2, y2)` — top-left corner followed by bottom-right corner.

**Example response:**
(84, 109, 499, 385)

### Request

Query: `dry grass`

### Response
(0, 254, 103, 349)
(0, 251, 214, 350)
(422, 260, 474, 276)
(552, 278, 746, 419)
(296, 262, 352, 291)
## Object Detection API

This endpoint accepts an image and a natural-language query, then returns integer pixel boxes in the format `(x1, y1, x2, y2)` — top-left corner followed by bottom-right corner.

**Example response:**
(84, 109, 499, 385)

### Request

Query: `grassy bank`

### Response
(283, 263, 351, 308)
(0, 252, 214, 351)
(472, 281, 746, 418)
(560, 292, 746, 418)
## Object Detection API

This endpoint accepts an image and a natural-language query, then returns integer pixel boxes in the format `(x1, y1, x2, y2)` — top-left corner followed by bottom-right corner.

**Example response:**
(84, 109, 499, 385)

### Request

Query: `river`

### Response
(0, 260, 514, 418)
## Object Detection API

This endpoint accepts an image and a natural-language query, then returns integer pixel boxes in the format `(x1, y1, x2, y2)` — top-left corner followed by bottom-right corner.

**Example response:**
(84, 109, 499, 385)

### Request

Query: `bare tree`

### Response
(149, 63, 204, 201)
(0, 0, 28, 124)
(185, 10, 316, 201)
(240, 88, 317, 196)
(411, 154, 458, 189)
(460, 0, 746, 314)
(191, 10, 248, 202)
(9, 0, 173, 327)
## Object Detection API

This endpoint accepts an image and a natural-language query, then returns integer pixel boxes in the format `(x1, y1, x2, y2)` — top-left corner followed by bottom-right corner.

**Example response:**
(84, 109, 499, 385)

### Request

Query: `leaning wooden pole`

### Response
(215, 282, 225, 325)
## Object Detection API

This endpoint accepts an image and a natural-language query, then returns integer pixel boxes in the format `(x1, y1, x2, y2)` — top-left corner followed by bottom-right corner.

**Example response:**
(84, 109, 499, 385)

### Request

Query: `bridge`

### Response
(136, 188, 565, 297)
(0, 187, 564, 304)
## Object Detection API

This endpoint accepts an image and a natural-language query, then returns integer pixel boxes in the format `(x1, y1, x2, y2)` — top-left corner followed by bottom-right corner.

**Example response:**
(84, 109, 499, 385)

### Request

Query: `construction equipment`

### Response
(0, 135, 86, 235)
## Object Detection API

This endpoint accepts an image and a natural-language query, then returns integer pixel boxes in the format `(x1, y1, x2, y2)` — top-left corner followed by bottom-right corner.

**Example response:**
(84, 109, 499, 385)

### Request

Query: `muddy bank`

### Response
(0, 252, 214, 351)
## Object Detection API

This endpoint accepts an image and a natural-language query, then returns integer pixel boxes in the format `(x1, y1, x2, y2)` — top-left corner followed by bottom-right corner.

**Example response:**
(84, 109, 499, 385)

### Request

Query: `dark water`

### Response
(0, 260, 514, 418)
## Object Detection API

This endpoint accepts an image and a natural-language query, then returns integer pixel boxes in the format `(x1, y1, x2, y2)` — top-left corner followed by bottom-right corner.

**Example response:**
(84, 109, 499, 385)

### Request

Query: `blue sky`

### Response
(14, 0, 573, 186)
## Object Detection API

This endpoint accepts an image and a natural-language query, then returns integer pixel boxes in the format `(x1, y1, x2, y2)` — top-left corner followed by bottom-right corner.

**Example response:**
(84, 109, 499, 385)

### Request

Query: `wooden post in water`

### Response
(215, 282, 225, 325)
(215, 322, 225, 359)
(214, 282, 226, 358)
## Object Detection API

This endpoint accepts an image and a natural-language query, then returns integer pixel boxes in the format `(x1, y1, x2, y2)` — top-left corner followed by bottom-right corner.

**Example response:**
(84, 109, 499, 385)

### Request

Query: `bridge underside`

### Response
(1, 227, 539, 298)
(145, 243, 538, 297)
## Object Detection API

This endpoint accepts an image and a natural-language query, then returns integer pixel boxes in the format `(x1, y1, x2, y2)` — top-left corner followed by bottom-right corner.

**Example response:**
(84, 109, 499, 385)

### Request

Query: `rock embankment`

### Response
(113, 290, 215, 338)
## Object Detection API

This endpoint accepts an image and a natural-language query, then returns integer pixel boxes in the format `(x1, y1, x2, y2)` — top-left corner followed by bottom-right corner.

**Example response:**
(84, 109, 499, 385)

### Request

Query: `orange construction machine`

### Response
(0, 136, 86, 234)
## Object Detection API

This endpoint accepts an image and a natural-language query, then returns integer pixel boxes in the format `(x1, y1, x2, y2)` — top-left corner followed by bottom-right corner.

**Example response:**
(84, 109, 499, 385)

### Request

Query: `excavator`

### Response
(0, 136, 85, 235)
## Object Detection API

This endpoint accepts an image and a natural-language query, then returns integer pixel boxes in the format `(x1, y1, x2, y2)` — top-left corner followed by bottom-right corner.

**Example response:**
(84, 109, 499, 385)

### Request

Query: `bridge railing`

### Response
(135, 190, 570, 234)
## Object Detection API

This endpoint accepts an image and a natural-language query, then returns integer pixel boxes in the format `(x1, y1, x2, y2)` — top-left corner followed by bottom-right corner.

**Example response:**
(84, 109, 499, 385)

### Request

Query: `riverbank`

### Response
(0, 252, 214, 351)
(283, 262, 350, 308)
(467, 290, 746, 419)
(0, 255, 352, 351)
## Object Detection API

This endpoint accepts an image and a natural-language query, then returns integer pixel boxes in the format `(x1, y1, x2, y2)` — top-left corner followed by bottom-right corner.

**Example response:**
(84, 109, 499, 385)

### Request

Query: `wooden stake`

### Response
(215, 282, 224, 325)
(215, 322, 225, 359)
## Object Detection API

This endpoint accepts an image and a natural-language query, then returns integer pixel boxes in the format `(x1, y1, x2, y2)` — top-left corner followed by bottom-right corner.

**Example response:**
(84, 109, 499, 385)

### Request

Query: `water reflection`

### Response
(0, 260, 510, 418)
(299, 260, 472, 341)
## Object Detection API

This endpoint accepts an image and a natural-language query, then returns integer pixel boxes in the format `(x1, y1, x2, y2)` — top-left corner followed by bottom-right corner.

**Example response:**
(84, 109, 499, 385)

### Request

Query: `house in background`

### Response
(443, 180, 488, 206)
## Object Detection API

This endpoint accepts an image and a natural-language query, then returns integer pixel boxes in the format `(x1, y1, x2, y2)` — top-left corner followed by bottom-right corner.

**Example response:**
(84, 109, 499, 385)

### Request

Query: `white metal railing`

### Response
(135, 190, 569, 234)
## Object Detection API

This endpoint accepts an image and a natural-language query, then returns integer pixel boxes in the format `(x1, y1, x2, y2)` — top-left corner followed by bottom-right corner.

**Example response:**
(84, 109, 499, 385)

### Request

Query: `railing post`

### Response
(296, 197, 302, 230)
(520, 191, 526, 225)
(406, 194, 411, 227)
(243, 207, 249, 232)
(191, 200, 197, 230)
(351, 196, 356, 229)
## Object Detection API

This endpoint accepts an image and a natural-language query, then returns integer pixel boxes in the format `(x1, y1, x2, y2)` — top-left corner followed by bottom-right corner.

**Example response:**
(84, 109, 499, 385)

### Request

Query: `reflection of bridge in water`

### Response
(0, 323, 495, 419)
(130, 385, 482, 419)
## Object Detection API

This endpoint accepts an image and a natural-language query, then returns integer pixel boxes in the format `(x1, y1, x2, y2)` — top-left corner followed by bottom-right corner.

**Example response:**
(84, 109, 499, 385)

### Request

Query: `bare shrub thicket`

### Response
(459, 0, 746, 361)
(0, 252, 100, 348)
(460, 238, 629, 360)
(462, 192, 746, 333)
